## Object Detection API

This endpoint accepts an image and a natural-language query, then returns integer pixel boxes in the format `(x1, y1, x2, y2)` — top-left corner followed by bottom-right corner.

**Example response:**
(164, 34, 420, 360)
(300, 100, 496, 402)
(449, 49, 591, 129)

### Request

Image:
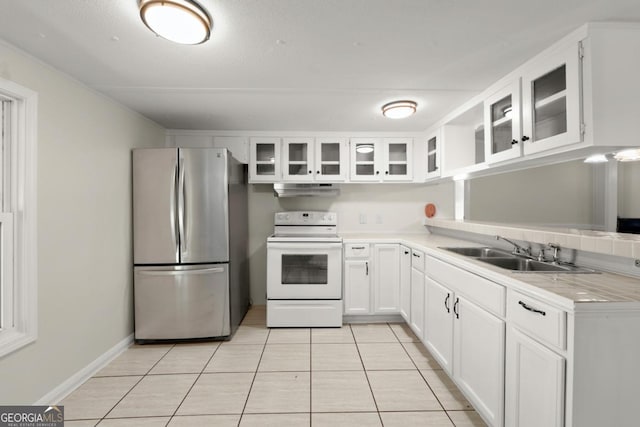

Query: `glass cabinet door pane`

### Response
(321, 143, 340, 162)
(428, 136, 437, 153)
(256, 144, 275, 162)
(388, 144, 407, 162)
(355, 143, 375, 162)
(428, 154, 437, 173)
(281, 254, 328, 285)
(287, 143, 308, 175)
(490, 95, 513, 155)
(475, 125, 485, 164)
(533, 65, 567, 141)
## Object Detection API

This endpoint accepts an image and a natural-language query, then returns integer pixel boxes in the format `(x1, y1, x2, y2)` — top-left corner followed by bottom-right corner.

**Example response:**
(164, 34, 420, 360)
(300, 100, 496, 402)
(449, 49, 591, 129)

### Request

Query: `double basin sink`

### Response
(440, 247, 598, 274)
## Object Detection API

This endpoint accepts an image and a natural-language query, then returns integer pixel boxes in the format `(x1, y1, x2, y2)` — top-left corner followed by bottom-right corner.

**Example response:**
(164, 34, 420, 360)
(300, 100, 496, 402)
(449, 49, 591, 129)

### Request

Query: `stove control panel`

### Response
(274, 211, 337, 226)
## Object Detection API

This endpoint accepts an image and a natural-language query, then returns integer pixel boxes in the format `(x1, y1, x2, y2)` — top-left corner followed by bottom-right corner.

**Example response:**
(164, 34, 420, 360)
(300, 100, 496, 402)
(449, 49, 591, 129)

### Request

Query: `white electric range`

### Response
(266, 211, 343, 327)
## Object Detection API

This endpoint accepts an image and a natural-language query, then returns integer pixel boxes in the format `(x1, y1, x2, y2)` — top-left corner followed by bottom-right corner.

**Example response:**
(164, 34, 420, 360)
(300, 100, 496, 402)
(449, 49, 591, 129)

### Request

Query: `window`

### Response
(0, 78, 37, 358)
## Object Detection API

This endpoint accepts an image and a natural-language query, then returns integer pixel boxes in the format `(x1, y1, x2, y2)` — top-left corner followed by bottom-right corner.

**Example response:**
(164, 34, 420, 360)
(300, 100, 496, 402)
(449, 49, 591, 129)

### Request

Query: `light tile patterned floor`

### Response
(61, 306, 487, 426)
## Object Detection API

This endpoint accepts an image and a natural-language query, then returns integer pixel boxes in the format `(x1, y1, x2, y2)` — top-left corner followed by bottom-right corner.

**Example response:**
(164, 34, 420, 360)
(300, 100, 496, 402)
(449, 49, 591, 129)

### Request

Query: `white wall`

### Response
(618, 161, 640, 218)
(467, 160, 595, 227)
(248, 182, 454, 304)
(0, 41, 165, 404)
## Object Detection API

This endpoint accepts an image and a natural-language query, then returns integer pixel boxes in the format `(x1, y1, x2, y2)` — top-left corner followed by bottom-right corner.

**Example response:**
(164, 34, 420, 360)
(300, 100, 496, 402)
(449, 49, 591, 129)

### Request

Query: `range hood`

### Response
(273, 183, 340, 198)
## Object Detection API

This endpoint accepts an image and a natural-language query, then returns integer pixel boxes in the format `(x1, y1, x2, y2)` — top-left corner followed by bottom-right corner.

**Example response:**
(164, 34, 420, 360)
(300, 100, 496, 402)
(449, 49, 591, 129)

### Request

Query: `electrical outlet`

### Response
(359, 214, 367, 224)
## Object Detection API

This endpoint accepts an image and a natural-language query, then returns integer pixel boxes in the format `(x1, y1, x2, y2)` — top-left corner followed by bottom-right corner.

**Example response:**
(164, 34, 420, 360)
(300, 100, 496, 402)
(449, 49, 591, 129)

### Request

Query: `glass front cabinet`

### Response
(282, 137, 314, 181)
(314, 137, 348, 182)
(249, 137, 281, 182)
(350, 138, 413, 182)
(484, 79, 522, 164)
(521, 42, 582, 155)
(425, 130, 441, 180)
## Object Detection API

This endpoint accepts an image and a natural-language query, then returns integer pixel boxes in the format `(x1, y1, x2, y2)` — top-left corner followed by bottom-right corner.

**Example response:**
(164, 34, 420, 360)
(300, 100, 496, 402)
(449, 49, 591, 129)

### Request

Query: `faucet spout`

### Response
(496, 235, 531, 257)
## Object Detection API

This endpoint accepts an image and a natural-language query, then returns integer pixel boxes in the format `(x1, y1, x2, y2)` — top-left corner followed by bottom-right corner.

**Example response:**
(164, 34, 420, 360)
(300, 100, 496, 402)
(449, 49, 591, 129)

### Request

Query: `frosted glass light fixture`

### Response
(382, 100, 417, 119)
(139, 0, 212, 45)
(614, 148, 640, 162)
(584, 154, 608, 163)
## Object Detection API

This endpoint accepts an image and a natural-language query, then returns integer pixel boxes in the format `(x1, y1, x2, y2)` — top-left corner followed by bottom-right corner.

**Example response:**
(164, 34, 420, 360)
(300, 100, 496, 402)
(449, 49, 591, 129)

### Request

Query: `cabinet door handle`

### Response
(518, 300, 546, 316)
(365, 262, 369, 276)
(376, 171, 380, 175)
(308, 170, 312, 174)
(412, 253, 421, 258)
(453, 297, 459, 319)
(444, 293, 450, 313)
(385, 171, 389, 175)
(521, 135, 530, 142)
(316, 170, 320, 174)
(511, 139, 518, 145)
(404, 251, 409, 255)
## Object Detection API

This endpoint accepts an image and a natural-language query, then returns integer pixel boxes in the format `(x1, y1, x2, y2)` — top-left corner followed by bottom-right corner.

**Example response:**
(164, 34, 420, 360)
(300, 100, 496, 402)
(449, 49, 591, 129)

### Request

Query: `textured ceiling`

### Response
(1, 0, 639, 131)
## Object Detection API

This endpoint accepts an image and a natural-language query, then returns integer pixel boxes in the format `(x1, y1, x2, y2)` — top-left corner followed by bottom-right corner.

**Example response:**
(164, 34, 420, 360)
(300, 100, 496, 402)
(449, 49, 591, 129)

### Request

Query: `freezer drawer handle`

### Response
(138, 267, 225, 276)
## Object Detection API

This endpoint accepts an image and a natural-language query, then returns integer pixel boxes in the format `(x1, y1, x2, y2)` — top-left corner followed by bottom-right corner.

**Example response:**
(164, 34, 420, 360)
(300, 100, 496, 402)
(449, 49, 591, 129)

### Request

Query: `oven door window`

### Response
(281, 254, 328, 285)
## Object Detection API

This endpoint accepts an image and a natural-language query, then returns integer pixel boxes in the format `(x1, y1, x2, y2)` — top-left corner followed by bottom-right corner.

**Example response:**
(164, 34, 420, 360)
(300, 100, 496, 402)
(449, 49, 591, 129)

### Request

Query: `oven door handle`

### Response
(267, 242, 343, 250)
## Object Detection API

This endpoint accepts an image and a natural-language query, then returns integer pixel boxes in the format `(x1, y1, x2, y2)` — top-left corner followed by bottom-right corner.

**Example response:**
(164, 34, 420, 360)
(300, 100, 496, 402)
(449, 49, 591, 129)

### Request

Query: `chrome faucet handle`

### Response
(537, 248, 546, 262)
(547, 243, 560, 262)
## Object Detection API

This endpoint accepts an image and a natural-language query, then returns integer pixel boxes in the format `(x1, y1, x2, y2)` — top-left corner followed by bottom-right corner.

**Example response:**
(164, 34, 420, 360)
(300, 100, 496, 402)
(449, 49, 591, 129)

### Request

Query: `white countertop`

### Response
(342, 232, 640, 310)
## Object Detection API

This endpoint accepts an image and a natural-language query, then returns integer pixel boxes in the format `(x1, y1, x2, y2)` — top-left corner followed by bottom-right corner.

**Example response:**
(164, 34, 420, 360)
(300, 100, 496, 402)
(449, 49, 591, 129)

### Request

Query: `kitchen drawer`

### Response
(507, 290, 566, 351)
(344, 243, 370, 258)
(411, 249, 425, 272)
(426, 255, 505, 317)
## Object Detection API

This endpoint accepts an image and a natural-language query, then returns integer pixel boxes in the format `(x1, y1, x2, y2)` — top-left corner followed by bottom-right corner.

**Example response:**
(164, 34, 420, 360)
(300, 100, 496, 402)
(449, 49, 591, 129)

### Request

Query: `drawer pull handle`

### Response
(365, 261, 369, 276)
(518, 300, 546, 316)
(444, 293, 450, 313)
(453, 297, 459, 319)
(351, 246, 366, 250)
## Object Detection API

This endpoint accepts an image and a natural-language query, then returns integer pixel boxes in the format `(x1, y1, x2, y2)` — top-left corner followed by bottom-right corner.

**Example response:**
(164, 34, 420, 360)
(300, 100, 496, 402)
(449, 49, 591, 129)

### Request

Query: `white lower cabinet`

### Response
(424, 255, 505, 427)
(343, 242, 400, 316)
(453, 295, 505, 427)
(424, 276, 453, 373)
(505, 326, 565, 427)
(409, 249, 426, 339)
(399, 245, 411, 322)
(373, 244, 400, 313)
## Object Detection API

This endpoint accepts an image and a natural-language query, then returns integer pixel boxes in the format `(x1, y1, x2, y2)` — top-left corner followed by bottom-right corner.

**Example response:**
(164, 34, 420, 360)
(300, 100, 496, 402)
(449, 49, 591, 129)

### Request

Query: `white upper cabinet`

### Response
(425, 129, 441, 180)
(484, 79, 523, 163)
(249, 137, 281, 182)
(314, 137, 348, 182)
(521, 43, 582, 156)
(282, 137, 314, 181)
(350, 138, 413, 182)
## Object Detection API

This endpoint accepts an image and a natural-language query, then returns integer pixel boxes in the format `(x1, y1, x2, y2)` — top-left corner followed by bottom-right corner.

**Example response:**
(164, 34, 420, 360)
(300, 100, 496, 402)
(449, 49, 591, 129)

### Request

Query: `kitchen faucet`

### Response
(496, 235, 531, 257)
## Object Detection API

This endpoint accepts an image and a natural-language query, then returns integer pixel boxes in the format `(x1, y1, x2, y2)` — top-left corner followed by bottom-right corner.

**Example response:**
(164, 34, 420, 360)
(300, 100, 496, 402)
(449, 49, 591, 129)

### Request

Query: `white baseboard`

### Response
(34, 334, 134, 405)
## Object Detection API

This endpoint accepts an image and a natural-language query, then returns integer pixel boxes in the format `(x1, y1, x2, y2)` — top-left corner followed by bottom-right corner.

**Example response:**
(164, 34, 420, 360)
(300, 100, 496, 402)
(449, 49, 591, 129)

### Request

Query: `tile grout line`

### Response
(166, 341, 224, 426)
(309, 327, 312, 427)
(98, 343, 176, 425)
(237, 326, 271, 427)
(349, 324, 385, 426)
(391, 324, 462, 427)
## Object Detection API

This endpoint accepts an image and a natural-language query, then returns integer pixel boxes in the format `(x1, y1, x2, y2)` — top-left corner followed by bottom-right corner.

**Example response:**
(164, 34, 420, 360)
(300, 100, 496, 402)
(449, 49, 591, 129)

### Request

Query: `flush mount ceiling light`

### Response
(382, 100, 417, 119)
(139, 0, 212, 45)
(614, 148, 640, 162)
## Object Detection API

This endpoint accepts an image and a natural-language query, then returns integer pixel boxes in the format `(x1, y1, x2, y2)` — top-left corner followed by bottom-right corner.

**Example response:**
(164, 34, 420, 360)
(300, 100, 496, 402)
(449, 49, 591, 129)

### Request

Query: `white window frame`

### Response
(0, 77, 38, 358)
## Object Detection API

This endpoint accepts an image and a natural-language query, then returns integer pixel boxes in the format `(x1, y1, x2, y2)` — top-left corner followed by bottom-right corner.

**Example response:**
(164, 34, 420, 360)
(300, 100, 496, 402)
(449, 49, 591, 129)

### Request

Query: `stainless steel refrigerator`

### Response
(132, 148, 249, 341)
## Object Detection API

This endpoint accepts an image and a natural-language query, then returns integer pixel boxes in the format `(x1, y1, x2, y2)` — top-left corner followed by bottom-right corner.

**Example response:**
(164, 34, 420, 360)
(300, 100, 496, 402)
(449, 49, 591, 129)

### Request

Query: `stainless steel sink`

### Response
(440, 247, 512, 258)
(477, 257, 568, 272)
(439, 246, 599, 274)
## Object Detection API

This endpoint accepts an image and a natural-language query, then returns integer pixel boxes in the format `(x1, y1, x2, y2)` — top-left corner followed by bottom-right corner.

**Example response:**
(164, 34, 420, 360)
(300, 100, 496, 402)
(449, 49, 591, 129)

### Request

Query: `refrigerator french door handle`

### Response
(171, 161, 179, 258)
(178, 157, 187, 255)
(138, 267, 225, 276)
